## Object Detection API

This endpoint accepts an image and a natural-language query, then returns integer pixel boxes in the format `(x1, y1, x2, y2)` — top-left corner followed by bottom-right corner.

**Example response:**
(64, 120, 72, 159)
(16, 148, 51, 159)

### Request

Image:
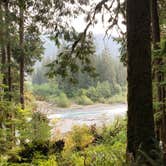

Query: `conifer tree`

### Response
(126, 0, 157, 162)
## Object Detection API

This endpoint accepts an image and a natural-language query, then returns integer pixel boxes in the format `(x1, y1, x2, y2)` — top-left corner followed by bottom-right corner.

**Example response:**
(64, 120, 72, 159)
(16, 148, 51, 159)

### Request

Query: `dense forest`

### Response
(0, 0, 166, 165)
(30, 48, 127, 106)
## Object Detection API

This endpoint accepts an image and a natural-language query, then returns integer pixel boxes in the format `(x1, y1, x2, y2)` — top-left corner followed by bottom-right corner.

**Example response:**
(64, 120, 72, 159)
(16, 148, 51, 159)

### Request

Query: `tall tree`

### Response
(151, 0, 166, 162)
(152, 0, 160, 48)
(5, 0, 12, 101)
(126, 0, 156, 161)
(19, 0, 24, 109)
(0, 1, 7, 88)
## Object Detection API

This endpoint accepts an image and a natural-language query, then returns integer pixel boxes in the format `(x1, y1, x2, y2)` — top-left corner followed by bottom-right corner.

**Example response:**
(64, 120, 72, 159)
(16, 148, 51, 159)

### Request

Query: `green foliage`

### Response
(1, 1, 129, 165)
(108, 92, 127, 104)
(76, 95, 93, 105)
(32, 155, 58, 166)
(32, 47, 127, 99)
(154, 112, 162, 126)
(60, 119, 127, 166)
(86, 81, 112, 101)
(1, 118, 127, 166)
(47, 33, 97, 82)
(33, 83, 61, 100)
(31, 46, 127, 106)
(56, 93, 71, 108)
(96, 81, 112, 98)
(24, 90, 37, 111)
(0, 101, 20, 153)
(112, 83, 122, 95)
(81, 143, 126, 166)
(86, 86, 98, 101)
(32, 81, 126, 106)
(0, 155, 8, 166)
(63, 125, 94, 153)
(30, 112, 50, 143)
(134, 138, 163, 166)
(86, 82, 125, 103)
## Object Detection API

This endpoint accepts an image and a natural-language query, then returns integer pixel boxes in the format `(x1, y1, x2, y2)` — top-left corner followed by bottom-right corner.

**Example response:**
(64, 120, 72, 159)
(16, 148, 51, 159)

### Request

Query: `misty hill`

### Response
(42, 34, 120, 60)
(94, 34, 120, 57)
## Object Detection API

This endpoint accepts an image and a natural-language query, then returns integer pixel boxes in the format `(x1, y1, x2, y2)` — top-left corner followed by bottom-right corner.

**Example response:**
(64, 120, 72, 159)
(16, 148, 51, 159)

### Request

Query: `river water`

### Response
(45, 103, 127, 135)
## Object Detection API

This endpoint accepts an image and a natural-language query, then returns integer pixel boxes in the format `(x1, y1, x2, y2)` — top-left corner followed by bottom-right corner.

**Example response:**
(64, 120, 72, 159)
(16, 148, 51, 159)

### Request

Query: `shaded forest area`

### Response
(0, 0, 166, 165)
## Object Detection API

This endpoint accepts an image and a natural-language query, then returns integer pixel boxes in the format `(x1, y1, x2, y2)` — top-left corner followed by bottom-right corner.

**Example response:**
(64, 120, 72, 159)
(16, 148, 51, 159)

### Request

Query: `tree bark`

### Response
(7, 43, 11, 100)
(5, 0, 16, 147)
(1, 47, 6, 85)
(0, 2, 7, 87)
(5, 0, 12, 101)
(151, 0, 166, 162)
(19, 5, 24, 109)
(126, 0, 155, 160)
(151, 0, 160, 47)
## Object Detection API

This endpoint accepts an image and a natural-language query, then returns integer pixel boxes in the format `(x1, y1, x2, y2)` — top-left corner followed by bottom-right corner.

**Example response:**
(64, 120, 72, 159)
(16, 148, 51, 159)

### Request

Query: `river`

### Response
(36, 102, 127, 135)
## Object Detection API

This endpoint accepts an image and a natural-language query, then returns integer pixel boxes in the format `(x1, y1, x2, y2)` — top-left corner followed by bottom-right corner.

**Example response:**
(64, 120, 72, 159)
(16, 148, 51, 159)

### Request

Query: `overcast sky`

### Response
(72, 1, 126, 37)
(73, 16, 125, 37)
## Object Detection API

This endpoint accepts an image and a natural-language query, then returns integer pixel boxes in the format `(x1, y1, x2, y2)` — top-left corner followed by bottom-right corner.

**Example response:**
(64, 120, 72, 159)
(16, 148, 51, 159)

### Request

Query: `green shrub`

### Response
(86, 87, 98, 101)
(108, 93, 126, 104)
(87, 81, 112, 102)
(112, 83, 122, 95)
(83, 143, 126, 166)
(122, 86, 127, 92)
(69, 153, 85, 166)
(76, 95, 93, 105)
(32, 155, 58, 166)
(98, 97, 107, 103)
(7, 119, 127, 166)
(85, 119, 126, 165)
(9, 163, 31, 166)
(56, 93, 71, 108)
(63, 125, 94, 153)
(61, 119, 127, 166)
(24, 91, 37, 111)
(96, 81, 112, 98)
(0, 155, 8, 166)
(77, 88, 87, 96)
(33, 83, 61, 100)
(30, 112, 50, 143)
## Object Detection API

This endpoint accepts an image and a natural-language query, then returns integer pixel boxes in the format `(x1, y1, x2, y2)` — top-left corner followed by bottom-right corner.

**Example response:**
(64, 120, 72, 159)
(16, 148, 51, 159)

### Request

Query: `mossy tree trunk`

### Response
(151, 0, 166, 162)
(126, 0, 156, 160)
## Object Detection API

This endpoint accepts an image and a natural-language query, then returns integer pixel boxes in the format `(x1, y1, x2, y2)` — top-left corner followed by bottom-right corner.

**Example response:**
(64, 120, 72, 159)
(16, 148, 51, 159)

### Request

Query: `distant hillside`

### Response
(41, 34, 120, 60)
(94, 34, 120, 57)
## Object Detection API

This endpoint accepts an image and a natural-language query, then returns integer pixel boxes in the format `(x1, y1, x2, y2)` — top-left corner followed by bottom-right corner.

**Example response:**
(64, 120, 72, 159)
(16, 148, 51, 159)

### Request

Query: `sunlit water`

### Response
(47, 104, 127, 134)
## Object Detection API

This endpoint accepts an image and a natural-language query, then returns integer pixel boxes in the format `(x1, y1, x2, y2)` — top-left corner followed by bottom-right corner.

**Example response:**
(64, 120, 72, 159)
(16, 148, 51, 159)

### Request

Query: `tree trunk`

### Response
(19, 5, 24, 109)
(151, 0, 160, 48)
(151, 0, 166, 163)
(5, 0, 16, 147)
(0, 2, 7, 87)
(7, 43, 11, 101)
(5, 0, 12, 101)
(126, 0, 155, 160)
(1, 47, 6, 86)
